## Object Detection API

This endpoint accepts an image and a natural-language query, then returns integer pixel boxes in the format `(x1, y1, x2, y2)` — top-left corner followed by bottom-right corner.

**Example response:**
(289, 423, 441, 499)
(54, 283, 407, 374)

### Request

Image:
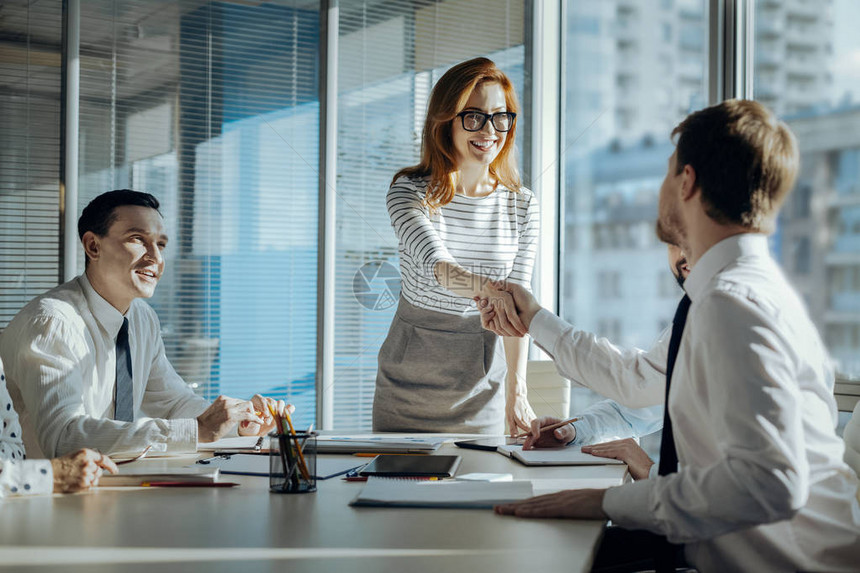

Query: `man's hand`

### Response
(51, 448, 118, 493)
(477, 282, 527, 337)
(238, 395, 296, 436)
(495, 488, 608, 519)
(477, 282, 543, 337)
(522, 416, 576, 450)
(582, 438, 654, 480)
(197, 395, 260, 442)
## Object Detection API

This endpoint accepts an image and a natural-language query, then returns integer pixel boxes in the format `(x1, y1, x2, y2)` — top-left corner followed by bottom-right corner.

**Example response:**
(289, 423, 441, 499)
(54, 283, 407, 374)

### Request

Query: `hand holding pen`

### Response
(520, 416, 580, 450)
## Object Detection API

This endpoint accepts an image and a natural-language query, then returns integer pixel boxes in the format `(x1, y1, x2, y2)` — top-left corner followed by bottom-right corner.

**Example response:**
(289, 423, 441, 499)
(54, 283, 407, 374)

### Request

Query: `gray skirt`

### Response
(373, 298, 507, 434)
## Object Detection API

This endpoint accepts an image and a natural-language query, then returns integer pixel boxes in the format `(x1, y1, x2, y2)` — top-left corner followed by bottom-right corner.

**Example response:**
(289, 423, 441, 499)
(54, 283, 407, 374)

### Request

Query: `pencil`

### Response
(284, 409, 311, 481)
(513, 417, 581, 439)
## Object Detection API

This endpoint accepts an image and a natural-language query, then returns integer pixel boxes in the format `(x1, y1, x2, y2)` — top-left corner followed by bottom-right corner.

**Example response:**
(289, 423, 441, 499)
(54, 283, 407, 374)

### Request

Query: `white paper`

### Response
(197, 436, 268, 451)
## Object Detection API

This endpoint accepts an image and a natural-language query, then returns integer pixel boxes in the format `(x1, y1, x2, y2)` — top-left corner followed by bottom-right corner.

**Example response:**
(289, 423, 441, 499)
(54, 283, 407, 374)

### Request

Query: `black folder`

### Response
(358, 454, 462, 478)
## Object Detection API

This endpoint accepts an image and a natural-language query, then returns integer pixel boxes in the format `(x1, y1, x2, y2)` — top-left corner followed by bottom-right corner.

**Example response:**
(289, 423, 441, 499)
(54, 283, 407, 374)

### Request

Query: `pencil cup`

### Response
(269, 431, 317, 493)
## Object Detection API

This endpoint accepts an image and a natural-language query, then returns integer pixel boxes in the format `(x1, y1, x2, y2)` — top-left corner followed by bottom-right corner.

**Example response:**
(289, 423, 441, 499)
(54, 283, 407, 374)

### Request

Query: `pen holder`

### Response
(269, 431, 317, 494)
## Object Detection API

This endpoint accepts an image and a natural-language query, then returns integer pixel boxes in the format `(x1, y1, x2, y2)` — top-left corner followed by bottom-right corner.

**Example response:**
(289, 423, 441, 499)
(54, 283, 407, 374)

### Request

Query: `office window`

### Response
(560, 0, 707, 353)
(0, 2, 62, 328)
(75, 1, 320, 424)
(754, 0, 860, 380)
(332, 0, 527, 430)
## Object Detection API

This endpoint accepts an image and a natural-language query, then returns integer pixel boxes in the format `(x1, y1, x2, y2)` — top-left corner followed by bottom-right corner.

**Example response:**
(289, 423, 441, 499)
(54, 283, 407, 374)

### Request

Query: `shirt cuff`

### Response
(569, 420, 589, 446)
(0, 459, 53, 497)
(602, 479, 661, 533)
(529, 308, 571, 357)
(165, 418, 199, 453)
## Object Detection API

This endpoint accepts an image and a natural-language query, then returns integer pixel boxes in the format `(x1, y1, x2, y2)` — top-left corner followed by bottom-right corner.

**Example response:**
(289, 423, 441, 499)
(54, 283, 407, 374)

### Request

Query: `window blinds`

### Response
(75, 1, 320, 426)
(0, 1, 63, 328)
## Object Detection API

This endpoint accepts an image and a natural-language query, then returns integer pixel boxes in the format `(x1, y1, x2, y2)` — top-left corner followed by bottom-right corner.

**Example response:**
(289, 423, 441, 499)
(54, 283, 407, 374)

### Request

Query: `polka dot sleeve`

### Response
(0, 364, 53, 497)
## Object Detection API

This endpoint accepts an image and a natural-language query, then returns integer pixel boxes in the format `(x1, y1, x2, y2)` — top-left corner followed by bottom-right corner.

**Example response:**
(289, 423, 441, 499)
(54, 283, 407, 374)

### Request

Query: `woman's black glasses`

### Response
(456, 111, 516, 132)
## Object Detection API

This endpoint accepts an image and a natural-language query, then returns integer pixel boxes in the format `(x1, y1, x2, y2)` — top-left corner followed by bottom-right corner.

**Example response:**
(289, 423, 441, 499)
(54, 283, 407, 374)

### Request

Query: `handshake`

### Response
(473, 281, 545, 338)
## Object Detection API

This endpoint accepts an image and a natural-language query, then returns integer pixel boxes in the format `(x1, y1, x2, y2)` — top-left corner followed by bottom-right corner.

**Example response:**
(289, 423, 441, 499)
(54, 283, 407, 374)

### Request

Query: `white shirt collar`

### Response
(78, 272, 126, 338)
(683, 233, 771, 302)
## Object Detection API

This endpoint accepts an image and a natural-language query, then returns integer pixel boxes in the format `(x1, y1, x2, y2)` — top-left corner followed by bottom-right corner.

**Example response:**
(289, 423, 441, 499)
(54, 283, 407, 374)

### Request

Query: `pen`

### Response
(141, 481, 239, 487)
(513, 417, 581, 439)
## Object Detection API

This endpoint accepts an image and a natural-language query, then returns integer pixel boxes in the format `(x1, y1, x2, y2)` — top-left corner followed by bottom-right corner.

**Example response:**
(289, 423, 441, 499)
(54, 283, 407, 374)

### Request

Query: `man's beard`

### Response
(655, 205, 686, 252)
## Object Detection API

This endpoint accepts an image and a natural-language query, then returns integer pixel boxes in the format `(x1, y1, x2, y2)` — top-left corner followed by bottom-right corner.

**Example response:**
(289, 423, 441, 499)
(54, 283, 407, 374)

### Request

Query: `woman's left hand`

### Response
(506, 393, 536, 437)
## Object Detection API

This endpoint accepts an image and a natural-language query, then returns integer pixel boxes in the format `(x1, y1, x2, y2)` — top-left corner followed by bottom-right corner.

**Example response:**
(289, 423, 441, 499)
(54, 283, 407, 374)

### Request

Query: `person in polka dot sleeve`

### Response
(1, 357, 117, 498)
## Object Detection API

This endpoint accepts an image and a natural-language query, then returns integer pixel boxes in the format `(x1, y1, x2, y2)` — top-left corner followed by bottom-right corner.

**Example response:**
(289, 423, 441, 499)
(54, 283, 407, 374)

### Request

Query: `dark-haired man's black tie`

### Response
(653, 294, 692, 573)
(115, 318, 134, 422)
(659, 294, 691, 475)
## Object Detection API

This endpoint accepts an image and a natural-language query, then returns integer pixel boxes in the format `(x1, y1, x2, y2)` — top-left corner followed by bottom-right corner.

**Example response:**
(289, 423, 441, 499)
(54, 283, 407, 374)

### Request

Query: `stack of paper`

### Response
(350, 476, 534, 508)
(316, 436, 443, 454)
(99, 467, 221, 486)
(496, 444, 624, 466)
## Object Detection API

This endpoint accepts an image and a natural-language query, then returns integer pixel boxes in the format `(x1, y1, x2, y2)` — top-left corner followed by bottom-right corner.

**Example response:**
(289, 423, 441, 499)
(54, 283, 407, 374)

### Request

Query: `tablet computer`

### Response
(358, 454, 462, 478)
(454, 437, 524, 451)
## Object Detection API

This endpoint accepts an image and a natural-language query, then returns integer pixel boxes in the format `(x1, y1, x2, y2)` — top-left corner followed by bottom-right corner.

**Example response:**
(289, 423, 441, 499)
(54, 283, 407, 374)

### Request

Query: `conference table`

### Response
(0, 436, 628, 572)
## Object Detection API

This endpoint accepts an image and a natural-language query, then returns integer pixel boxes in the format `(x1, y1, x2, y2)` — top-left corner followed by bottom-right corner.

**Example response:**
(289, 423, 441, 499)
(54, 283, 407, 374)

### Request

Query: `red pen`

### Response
(141, 481, 239, 488)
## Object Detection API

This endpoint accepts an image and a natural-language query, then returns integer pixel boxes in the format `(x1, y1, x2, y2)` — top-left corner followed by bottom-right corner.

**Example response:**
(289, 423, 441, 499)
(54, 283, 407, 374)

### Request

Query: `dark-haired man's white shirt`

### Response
(532, 234, 860, 572)
(0, 273, 209, 458)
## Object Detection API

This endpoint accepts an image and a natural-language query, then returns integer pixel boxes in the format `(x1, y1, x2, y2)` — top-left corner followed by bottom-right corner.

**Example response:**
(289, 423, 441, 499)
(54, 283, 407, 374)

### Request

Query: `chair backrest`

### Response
(843, 401, 860, 502)
(526, 360, 571, 420)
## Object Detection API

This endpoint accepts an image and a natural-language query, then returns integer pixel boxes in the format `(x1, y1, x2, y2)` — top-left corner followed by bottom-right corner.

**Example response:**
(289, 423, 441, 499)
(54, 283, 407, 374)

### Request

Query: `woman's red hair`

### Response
(393, 57, 521, 210)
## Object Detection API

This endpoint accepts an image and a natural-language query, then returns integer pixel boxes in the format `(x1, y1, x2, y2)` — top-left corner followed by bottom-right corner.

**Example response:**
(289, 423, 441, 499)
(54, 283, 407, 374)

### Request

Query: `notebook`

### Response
(350, 476, 534, 508)
(99, 467, 221, 486)
(198, 454, 364, 480)
(496, 444, 624, 466)
(358, 454, 461, 478)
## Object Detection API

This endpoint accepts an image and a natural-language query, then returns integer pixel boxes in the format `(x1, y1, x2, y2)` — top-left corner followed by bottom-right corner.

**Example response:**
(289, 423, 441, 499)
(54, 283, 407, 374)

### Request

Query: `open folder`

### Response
(496, 444, 625, 466)
(350, 476, 534, 508)
(199, 454, 364, 480)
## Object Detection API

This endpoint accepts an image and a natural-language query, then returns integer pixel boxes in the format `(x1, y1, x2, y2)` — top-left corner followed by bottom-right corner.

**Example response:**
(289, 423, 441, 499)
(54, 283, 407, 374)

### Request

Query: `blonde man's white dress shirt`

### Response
(0, 273, 210, 458)
(531, 234, 860, 572)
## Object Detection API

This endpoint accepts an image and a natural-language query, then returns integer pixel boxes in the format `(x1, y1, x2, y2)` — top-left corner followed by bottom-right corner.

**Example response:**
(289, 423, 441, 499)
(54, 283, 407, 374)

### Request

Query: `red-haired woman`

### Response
(374, 57, 538, 436)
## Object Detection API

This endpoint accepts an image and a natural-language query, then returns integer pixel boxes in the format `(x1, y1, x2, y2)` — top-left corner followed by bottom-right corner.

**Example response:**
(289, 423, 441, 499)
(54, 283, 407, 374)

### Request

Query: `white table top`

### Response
(0, 442, 627, 572)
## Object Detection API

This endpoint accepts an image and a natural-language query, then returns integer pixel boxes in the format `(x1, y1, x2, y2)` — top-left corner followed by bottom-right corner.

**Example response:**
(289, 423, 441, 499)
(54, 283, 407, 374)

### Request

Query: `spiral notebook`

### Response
(496, 444, 624, 466)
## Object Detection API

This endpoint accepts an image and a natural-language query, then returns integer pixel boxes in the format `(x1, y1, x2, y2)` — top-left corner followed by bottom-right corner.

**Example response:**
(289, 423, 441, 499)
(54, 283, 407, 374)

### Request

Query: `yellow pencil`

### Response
(284, 409, 311, 481)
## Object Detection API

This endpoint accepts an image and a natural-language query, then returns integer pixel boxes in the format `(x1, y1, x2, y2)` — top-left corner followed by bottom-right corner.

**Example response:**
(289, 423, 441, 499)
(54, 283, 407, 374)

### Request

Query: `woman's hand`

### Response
(51, 449, 118, 493)
(506, 392, 536, 437)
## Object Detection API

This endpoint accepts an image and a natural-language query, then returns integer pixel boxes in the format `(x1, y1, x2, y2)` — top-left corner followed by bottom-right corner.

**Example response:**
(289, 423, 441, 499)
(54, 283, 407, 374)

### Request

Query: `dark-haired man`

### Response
(491, 101, 860, 572)
(0, 190, 289, 458)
